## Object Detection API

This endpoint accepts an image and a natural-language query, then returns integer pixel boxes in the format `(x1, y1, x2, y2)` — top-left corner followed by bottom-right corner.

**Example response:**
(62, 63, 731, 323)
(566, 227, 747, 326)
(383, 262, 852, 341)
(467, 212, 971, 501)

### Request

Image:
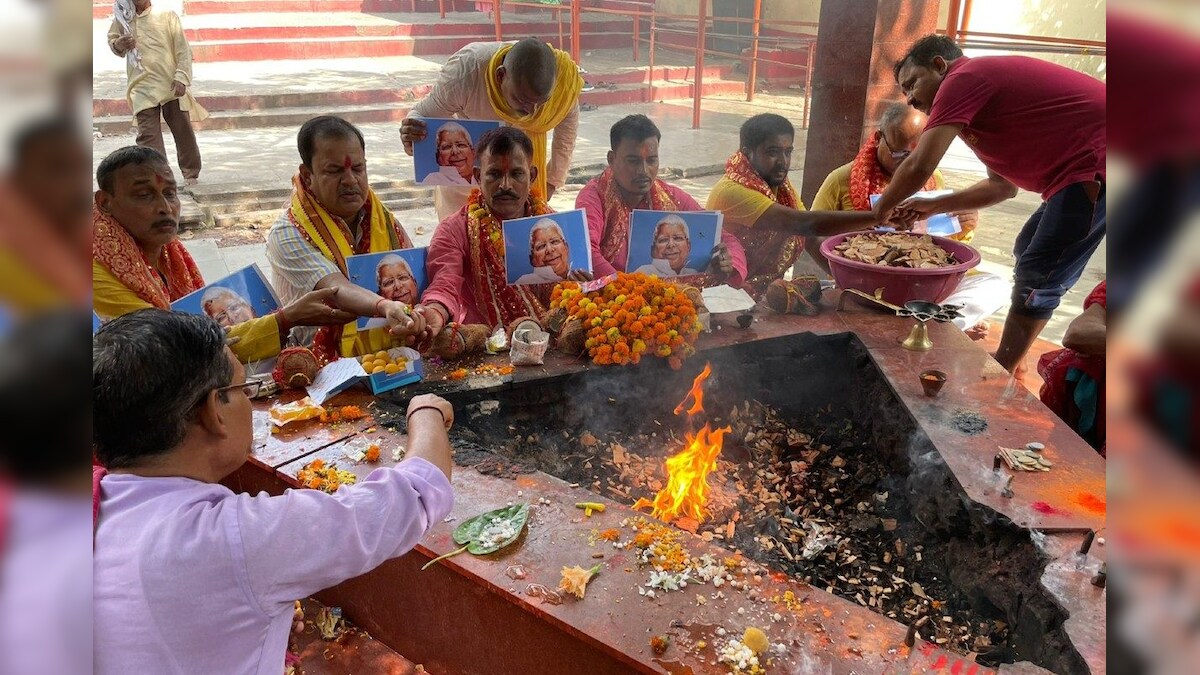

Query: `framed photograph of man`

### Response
(413, 118, 501, 187)
(502, 209, 593, 286)
(172, 264, 281, 328)
(346, 247, 429, 330)
(625, 210, 724, 278)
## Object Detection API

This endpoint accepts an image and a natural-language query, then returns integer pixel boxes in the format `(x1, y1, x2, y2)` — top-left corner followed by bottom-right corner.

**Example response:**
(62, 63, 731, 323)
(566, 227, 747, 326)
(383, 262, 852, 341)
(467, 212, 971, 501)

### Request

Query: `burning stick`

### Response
(1078, 530, 1096, 556)
(674, 362, 712, 417)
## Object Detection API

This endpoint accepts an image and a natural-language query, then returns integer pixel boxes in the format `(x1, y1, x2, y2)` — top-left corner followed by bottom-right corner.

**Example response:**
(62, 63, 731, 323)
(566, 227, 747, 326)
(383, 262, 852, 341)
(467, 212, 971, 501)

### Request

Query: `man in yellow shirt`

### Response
(107, 0, 206, 185)
(810, 103, 1006, 339)
(92, 146, 356, 365)
(706, 114, 881, 297)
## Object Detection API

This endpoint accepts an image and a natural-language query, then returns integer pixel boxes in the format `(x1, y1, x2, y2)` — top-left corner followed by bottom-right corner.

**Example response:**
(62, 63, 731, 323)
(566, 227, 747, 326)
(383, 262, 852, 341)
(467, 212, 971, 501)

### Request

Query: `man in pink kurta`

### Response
(421, 127, 591, 335)
(575, 114, 747, 287)
(93, 309, 456, 675)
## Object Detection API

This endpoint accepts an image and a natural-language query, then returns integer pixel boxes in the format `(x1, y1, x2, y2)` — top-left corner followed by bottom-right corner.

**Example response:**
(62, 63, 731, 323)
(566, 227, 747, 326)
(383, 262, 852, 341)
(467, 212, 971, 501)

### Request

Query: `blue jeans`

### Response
(1011, 181, 1107, 320)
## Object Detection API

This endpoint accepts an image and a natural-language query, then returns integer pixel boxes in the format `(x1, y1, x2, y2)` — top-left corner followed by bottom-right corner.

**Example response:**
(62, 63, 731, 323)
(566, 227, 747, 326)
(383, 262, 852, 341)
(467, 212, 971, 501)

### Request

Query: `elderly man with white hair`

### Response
(375, 254, 420, 304)
(421, 122, 477, 187)
(513, 218, 573, 284)
(200, 286, 256, 328)
(633, 214, 699, 277)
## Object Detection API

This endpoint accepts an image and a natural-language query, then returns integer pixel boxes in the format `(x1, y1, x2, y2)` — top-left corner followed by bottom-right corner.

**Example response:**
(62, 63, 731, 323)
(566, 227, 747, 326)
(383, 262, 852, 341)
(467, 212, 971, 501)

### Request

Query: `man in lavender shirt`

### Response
(93, 309, 455, 675)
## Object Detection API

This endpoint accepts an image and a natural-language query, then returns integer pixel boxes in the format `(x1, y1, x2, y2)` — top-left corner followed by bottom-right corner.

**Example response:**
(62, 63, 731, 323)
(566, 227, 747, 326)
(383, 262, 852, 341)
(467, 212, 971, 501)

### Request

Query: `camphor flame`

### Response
(641, 363, 730, 523)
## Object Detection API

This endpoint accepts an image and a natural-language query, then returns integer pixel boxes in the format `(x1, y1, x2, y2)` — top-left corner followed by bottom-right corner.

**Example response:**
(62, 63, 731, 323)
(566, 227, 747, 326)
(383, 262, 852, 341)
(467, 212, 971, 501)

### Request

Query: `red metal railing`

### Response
(485, 0, 817, 130)
(582, 0, 818, 129)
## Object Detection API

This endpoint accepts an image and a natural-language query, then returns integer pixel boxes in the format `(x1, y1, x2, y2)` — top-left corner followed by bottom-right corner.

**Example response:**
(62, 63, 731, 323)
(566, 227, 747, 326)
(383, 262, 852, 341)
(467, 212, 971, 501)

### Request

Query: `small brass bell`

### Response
(901, 321, 933, 351)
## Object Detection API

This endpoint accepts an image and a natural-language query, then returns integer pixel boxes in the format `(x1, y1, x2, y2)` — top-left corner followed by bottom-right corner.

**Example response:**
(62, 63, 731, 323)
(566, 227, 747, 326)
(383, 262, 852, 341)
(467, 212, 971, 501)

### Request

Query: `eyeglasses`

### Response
(654, 234, 689, 247)
(533, 237, 565, 252)
(216, 379, 263, 399)
(211, 300, 251, 326)
(187, 378, 263, 414)
(880, 135, 912, 161)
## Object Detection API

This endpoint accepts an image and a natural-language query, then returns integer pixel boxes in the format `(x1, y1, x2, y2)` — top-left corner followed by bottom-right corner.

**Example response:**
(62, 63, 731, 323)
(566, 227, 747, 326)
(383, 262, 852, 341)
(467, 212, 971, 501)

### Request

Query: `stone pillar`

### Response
(799, 0, 941, 205)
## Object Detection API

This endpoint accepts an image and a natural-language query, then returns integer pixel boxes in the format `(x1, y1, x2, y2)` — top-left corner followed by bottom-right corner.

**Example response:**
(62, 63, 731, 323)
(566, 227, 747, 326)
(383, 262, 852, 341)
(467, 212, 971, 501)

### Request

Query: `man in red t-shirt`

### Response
(871, 35, 1106, 375)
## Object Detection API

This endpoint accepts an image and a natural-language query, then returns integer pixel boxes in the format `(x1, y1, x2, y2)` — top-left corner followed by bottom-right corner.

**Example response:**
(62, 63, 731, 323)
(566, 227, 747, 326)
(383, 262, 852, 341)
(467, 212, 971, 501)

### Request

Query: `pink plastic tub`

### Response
(820, 232, 981, 307)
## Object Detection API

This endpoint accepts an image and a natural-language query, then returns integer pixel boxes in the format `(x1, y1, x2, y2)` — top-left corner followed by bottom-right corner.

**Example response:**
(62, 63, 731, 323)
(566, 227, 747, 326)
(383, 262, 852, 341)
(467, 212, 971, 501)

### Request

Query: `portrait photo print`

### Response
(626, 210, 724, 278)
(412, 118, 501, 187)
(502, 209, 593, 286)
(346, 247, 429, 330)
(172, 263, 281, 329)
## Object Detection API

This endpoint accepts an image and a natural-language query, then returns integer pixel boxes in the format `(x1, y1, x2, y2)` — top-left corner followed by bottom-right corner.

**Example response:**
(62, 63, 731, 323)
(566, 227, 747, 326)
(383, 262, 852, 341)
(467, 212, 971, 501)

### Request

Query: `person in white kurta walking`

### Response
(107, 0, 208, 184)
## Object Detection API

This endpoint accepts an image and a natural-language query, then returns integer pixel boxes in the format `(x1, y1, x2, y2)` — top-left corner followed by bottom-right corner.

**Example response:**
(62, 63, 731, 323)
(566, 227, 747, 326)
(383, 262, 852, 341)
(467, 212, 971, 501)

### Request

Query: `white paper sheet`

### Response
(701, 285, 757, 314)
(306, 357, 367, 405)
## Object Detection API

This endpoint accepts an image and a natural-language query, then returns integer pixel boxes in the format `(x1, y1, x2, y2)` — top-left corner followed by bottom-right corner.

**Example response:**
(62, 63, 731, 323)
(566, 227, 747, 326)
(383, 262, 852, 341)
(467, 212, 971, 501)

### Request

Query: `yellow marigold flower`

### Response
(559, 564, 601, 599)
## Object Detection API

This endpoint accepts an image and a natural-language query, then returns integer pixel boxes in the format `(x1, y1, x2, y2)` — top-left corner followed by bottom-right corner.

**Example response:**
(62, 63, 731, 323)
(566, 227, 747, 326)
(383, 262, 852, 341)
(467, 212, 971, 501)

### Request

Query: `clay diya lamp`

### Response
(919, 369, 947, 397)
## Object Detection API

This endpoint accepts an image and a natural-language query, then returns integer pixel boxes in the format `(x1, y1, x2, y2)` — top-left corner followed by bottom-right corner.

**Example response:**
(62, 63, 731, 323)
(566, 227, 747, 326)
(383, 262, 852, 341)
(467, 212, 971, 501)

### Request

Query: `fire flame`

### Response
(637, 362, 730, 524)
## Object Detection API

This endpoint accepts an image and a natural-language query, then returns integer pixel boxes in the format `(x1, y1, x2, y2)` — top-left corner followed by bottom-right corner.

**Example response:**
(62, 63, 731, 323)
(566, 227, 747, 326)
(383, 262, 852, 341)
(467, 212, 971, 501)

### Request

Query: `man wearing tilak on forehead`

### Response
(92, 145, 358, 364)
(266, 116, 432, 362)
(400, 37, 584, 221)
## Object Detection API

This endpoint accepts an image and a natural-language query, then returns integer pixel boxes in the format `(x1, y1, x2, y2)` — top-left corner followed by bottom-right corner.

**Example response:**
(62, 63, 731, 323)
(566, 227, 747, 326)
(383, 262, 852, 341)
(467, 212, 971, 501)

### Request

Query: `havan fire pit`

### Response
(239, 307, 1105, 675)
(424, 332, 1090, 673)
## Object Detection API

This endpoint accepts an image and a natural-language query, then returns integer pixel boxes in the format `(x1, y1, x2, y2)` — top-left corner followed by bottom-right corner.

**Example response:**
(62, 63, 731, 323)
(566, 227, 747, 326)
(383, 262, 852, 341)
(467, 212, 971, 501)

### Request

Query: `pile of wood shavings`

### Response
(834, 232, 957, 268)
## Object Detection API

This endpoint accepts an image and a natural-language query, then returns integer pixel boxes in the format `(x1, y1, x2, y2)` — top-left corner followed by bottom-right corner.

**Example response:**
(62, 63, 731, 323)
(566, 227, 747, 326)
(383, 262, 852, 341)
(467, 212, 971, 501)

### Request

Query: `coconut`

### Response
(273, 346, 319, 389)
(459, 324, 490, 354)
(680, 285, 707, 314)
(543, 306, 568, 335)
(765, 278, 822, 316)
(555, 317, 588, 356)
(506, 316, 543, 343)
(429, 326, 466, 359)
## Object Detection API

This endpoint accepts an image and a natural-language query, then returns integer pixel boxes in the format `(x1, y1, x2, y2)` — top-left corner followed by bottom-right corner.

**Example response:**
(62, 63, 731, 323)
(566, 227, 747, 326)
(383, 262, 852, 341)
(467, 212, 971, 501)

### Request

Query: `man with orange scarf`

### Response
(399, 38, 583, 221)
(706, 114, 884, 298)
(92, 146, 355, 364)
(421, 127, 589, 337)
(576, 114, 746, 287)
(266, 116, 429, 362)
(810, 103, 1006, 339)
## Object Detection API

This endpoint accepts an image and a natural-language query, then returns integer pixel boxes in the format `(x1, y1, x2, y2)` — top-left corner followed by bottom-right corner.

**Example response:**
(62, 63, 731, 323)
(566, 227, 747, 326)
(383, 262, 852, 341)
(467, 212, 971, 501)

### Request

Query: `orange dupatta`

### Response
(92, 204, 204, 308)
(465, 189, 552, 327)
(594, 167, 679, 267)
(722, 151, 802, 298)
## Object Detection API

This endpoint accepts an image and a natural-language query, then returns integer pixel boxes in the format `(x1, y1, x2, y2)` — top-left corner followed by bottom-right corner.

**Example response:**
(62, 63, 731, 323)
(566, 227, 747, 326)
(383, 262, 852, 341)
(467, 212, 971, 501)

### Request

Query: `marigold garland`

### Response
(550, 272, 701, 369)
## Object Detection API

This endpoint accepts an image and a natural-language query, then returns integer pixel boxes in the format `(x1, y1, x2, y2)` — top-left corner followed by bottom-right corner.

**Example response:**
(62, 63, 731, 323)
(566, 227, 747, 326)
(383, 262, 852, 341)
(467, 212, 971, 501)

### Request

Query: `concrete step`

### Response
(94, 75, 746, 134)
(210, 194, 433, 229)
(92, 63, 733, 117)
(183, 0, 450, 14)
(190, 29, 635, 62)
(181, 16, 630, 43)
(94, 102, 413, 136)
